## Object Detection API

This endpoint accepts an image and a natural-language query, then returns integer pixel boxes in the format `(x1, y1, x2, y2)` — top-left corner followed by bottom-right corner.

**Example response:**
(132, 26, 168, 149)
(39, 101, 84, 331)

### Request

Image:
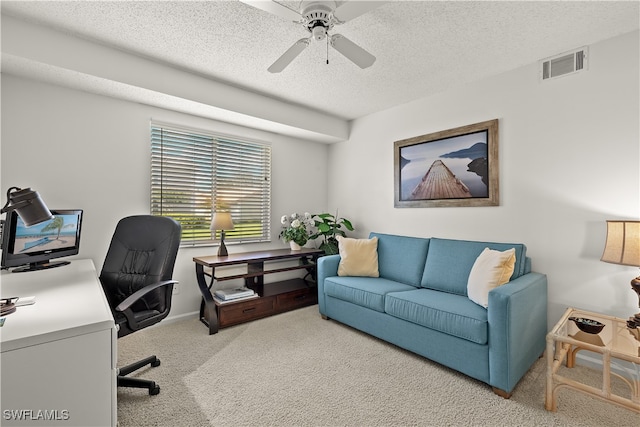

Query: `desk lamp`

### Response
(1, 187, 53, 226)
(1, 187, 52, 313)
(211, 212, 234, 257)
(601, 220, 640, 328)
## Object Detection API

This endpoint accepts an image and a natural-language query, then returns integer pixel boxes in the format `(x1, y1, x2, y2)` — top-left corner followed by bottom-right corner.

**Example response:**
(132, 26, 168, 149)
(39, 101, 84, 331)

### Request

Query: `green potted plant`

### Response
(309, 211, 354, 255)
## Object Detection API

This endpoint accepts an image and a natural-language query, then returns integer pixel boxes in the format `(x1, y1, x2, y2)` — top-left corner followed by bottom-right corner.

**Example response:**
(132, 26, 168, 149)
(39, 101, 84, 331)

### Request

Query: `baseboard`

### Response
(141, 311, 199, 331)
(165, 311, 199, 324)
(575, 352, 637, 381)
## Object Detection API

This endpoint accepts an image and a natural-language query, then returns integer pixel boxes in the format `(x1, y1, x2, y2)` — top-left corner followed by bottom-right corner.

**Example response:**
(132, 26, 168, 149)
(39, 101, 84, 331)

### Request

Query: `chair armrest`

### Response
(317, 255, 340, 315)
(487, 272, 547, 393)
(115, 280, 177, 330)
(115, 280, 178, 312)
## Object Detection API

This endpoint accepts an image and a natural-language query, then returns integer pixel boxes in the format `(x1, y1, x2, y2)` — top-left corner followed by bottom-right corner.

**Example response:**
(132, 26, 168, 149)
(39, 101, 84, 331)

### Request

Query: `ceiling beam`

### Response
(1, 15, 349, 144)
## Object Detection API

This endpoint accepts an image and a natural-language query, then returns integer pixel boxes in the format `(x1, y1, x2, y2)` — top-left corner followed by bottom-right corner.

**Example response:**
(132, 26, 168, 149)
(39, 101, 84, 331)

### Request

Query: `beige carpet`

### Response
(117, 306, 638, 426)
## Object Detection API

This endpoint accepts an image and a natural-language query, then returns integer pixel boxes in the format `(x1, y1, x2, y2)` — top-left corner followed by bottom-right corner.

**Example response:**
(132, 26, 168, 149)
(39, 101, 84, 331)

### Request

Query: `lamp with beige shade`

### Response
(600, 220, 640, 328)
(211, 212, 234, 257)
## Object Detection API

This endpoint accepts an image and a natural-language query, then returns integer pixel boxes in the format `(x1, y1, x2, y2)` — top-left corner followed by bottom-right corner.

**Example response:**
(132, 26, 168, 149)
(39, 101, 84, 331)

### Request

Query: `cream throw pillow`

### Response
(337, 236, 379, 277)
(467, 247, 516, 308)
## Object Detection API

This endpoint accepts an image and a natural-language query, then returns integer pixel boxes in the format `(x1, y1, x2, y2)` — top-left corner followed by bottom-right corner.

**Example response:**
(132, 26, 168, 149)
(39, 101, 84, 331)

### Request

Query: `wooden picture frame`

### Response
(394, 119, 499, 208)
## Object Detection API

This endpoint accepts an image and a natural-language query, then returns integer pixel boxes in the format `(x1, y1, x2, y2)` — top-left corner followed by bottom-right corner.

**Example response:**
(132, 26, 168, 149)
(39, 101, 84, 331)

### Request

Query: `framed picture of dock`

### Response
(394, 119, 499, 208)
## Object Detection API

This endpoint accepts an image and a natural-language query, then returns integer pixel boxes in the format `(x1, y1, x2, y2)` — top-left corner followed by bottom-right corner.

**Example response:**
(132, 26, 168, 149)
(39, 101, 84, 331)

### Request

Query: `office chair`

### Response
(100, 215, 181, 395)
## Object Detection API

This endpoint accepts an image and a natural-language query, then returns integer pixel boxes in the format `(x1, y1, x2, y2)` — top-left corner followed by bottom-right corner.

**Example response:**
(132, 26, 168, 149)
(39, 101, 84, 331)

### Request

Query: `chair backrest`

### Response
(100, 215, 181, 317)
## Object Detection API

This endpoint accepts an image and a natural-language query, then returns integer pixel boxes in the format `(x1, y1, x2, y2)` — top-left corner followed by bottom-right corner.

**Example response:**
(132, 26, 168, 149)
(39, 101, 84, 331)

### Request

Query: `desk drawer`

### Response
(218, 297, 275, 327)
(277, 287, 317, 311)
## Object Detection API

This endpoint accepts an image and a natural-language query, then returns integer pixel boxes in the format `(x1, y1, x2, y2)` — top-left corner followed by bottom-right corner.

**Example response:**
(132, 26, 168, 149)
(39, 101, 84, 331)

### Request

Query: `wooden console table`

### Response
(194, 248, 323, 335)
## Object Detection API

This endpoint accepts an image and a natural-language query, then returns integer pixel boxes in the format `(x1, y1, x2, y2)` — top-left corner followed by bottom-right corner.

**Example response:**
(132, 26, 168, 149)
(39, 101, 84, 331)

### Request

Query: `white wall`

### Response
(328, 31, 640, 326)
(1, 75, 328, 319)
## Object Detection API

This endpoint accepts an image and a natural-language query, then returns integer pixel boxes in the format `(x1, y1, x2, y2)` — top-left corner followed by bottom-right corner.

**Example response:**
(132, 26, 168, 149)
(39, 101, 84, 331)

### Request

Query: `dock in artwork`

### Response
(410, 160, 472, 200)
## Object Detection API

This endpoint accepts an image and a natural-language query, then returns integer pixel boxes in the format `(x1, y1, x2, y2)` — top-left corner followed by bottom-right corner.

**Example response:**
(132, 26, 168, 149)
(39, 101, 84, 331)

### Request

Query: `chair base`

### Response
(118, 355, 161, 395)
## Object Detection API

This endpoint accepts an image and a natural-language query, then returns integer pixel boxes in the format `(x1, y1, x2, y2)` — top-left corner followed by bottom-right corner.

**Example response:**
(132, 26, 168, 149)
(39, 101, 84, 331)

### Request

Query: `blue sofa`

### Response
(317, 232, 548, 397)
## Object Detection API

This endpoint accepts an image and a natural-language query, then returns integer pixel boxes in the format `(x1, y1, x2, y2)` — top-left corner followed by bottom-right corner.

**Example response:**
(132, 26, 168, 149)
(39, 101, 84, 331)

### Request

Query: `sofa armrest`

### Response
(487, 272, 548, 393)
(317, 254, 341, 315)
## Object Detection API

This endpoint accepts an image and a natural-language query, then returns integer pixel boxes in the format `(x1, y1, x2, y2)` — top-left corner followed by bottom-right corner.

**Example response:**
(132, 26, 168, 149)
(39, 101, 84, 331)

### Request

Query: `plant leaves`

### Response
(318, 223, 331, 232)
(321, 242, 339, 255)
(342, 219, 354, 231)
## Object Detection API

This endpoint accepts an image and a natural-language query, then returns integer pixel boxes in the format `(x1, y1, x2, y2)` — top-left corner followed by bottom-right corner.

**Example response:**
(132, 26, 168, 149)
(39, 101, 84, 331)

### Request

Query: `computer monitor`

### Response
(1, 209, 83, 273)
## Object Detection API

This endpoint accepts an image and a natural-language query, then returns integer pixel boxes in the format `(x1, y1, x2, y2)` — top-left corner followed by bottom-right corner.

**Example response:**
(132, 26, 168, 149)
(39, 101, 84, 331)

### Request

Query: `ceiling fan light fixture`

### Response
(312, 25, 327, 41)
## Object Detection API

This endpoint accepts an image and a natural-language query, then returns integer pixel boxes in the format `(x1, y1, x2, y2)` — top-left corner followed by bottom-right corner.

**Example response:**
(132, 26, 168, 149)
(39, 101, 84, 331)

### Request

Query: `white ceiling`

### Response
(2, 1, 639, 139)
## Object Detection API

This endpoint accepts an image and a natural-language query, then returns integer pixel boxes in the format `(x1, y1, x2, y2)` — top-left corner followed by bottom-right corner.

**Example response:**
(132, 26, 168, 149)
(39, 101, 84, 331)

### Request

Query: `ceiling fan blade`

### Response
(332, 1, 389, 23)
(330, 34, 376, 69)
(268, 38, 311, 73)
(239, 0, 302, 22)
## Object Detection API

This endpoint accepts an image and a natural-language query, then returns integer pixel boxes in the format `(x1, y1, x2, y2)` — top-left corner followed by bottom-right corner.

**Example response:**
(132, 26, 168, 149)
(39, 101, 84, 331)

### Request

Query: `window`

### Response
(151, 123, 271, 246)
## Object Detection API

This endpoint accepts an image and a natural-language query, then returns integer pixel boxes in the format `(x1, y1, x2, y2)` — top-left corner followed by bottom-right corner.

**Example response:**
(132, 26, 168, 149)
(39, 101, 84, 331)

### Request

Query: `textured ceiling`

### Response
(2, 1, 639, 123)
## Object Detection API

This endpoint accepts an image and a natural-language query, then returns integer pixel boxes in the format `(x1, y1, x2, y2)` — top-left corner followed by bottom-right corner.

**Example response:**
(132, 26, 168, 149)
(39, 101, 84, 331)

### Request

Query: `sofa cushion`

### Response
(467, 247, 516, 308)
(385, 288, 489, 345)
(369, 232, 430, 287)
(421, 238, 527, 295)
(337, 236, 379, 277)
(324, 276, 416, 312)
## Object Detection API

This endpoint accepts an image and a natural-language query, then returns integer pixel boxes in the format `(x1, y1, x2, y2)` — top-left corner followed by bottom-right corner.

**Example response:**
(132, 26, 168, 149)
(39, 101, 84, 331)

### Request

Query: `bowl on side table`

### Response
(569, 316, 605, 334)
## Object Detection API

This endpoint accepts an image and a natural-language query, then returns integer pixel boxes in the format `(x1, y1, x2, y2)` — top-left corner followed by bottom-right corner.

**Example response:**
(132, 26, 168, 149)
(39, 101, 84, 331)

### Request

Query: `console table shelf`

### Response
(207, 262, 317, 282)
(194, 248, 323, 334)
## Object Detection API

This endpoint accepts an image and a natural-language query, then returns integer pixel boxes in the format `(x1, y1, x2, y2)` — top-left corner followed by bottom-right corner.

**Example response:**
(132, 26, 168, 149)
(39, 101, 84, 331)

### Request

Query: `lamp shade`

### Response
(601, 220, 640, 267)
(210, 212, 235, 231)
(0, 187, 53, 227)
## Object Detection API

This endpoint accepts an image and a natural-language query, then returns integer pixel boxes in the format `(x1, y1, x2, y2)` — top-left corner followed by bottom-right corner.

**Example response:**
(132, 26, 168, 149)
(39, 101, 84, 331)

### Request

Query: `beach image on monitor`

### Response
(14, 214, 79, 254)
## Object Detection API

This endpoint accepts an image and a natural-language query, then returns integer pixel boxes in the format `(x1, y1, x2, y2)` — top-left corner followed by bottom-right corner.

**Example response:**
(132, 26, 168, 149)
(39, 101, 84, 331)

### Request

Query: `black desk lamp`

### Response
(0, 186, 53, 312)
(1, 187, 53, 226)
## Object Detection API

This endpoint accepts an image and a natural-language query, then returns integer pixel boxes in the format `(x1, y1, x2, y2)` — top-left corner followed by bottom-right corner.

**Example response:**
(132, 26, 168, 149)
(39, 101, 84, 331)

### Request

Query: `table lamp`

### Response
(600, 220, 640, 328)
(211, 212, 234, 257)
(1, 186, 53, 226)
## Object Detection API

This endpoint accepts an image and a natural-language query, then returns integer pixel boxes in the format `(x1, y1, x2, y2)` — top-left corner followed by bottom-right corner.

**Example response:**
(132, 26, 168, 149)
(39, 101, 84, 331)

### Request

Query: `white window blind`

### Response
(151, 124, 271, 246)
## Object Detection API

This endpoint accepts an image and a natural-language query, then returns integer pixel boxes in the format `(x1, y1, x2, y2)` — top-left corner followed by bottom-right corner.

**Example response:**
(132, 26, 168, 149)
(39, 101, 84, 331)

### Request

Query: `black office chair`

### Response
(99, 215, 181, 395)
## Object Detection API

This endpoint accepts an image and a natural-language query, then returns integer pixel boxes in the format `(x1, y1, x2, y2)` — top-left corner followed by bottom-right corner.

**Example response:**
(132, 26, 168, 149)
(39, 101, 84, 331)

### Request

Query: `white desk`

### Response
(1, 259, 117, 426)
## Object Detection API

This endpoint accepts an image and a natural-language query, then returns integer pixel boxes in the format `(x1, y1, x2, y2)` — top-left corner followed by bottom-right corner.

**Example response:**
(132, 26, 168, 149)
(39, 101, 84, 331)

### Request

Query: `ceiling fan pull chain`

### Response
(326, 35, 329, 65)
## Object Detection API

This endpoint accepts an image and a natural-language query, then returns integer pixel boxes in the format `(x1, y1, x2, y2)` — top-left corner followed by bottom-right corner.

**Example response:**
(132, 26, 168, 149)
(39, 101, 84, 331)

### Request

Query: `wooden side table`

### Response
(545, 307, 640, 413)
(194, 248, 323, 334)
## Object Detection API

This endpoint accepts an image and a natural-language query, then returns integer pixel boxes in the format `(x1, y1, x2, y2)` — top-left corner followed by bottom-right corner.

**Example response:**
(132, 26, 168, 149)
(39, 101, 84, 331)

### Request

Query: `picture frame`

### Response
(394, 119, 499, 208)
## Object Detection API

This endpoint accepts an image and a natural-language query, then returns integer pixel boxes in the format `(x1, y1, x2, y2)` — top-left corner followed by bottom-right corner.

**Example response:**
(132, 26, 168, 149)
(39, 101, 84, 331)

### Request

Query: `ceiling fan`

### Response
(240, 1, 388, 73)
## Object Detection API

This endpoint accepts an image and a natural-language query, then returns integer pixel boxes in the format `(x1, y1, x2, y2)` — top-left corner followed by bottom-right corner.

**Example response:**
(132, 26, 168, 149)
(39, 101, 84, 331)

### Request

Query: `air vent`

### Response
(540, 47, 588, 81)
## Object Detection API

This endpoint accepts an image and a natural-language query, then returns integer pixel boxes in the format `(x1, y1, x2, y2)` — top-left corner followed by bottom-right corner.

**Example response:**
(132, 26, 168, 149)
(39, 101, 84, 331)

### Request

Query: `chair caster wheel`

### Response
(150, 385, 160, 395)
(151, 359, 161, 367)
